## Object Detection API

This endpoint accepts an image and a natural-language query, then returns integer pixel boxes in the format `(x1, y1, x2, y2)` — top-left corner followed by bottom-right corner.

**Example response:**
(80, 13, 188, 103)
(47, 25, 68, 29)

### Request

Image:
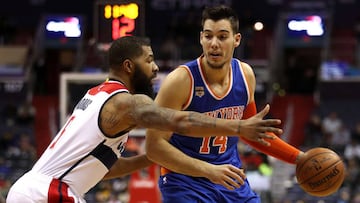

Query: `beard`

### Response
(206, 60, 225, 69)
(205, 55, 226, 69)
(132, 63, 155, 99)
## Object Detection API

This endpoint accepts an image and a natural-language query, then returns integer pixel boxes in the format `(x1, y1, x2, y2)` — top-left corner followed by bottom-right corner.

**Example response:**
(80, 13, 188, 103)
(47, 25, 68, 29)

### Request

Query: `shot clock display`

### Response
(94, 0, 145, 44)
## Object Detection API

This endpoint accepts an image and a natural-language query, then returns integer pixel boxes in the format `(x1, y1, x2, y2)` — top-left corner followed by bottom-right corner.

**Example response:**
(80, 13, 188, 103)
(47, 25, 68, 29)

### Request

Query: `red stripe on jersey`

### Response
(48, 178, 75, 203)
(88, 81, 128, 95)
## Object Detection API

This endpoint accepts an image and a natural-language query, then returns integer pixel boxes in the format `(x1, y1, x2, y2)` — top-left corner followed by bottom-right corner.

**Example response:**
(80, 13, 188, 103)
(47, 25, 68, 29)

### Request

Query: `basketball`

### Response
(295, 147, 346, 197)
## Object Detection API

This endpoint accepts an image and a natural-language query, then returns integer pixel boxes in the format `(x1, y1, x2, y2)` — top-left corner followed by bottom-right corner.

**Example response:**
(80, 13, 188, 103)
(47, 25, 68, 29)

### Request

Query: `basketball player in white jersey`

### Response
(6, 36, 282, 202)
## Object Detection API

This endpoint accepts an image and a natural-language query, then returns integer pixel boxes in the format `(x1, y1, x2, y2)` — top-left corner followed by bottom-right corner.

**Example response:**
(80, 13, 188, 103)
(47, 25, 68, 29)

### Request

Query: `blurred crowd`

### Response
(0, 102, 36, 202)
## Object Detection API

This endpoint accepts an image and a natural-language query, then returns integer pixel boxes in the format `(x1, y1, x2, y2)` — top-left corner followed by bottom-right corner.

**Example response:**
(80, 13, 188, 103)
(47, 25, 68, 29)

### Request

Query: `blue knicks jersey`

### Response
(169, 58, 250, 168)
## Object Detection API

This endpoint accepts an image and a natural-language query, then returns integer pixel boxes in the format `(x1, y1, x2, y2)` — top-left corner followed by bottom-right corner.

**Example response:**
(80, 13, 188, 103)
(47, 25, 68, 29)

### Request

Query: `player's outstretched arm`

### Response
(125, 94, 282, 140)
(235, 61, 303, 164)
(239, 101, 303, 164)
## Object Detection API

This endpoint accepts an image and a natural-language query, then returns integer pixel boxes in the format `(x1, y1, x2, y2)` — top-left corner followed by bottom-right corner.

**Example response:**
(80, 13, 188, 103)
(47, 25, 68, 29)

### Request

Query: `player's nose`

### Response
(153, 63, 159, 72)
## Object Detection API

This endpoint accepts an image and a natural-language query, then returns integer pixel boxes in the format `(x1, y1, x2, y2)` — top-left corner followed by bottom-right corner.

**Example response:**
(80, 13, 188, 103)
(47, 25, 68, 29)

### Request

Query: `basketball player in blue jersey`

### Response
(146, 5, 304, 203)
(6, 36, 284, 202)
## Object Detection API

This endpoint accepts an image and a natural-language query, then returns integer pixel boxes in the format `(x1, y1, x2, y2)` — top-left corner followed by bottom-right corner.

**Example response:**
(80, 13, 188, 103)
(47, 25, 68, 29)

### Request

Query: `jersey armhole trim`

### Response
(236, 59, 252, 105)
(181, 66, 194, 110)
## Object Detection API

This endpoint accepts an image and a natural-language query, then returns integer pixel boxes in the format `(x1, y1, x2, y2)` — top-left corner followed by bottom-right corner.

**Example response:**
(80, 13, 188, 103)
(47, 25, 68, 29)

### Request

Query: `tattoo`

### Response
(188, 112, 216, 128)
(142, 106, 170, 125)
(131, 94, 222, 135)
(102, 109, 121, 128)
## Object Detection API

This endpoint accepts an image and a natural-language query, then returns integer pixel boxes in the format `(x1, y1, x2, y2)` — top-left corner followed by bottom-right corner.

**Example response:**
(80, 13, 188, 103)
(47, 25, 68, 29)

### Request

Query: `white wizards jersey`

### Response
(32, 80, 129, 195)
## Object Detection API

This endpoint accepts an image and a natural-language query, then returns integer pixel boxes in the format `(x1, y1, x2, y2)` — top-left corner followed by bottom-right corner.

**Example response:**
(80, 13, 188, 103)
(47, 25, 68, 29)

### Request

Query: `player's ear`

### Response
(123, 59, 135, 74)
(199, 31, 204, 46)
(234, 33, 241, 47)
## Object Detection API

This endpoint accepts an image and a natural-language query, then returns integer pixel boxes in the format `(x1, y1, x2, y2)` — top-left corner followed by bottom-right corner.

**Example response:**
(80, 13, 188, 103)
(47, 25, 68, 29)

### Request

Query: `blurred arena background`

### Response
(1, 0, 360, 202)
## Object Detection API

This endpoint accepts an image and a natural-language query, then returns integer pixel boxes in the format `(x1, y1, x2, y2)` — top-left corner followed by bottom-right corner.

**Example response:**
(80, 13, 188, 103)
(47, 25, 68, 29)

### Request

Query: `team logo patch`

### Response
(162, 176, 167, 184)
(195, 86, 205, 97)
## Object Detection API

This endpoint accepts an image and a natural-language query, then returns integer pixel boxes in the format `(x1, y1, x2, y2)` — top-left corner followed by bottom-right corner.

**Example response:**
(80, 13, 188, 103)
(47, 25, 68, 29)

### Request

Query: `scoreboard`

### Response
(94, 0, 145, 44)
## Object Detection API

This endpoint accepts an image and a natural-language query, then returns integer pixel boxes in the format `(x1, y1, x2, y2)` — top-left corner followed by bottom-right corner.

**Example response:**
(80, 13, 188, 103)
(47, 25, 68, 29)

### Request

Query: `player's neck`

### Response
(108, 73, 132, 91)
(201, 59, 230, 85)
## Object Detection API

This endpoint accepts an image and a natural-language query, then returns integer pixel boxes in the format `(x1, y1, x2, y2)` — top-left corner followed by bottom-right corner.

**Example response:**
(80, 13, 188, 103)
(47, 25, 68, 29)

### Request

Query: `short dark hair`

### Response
(201, 5, 239, 34)
(108, 36, 150, 68)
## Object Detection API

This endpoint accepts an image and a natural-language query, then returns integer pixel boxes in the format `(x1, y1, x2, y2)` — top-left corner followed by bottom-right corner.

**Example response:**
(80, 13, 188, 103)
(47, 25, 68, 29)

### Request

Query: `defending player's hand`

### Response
(239, 104, 282, 146)
(205, 164, 246, 190)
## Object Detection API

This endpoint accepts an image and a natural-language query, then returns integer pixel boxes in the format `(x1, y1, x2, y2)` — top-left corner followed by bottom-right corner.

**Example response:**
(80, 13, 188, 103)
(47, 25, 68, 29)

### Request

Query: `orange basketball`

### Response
(295, 147, 346, 197)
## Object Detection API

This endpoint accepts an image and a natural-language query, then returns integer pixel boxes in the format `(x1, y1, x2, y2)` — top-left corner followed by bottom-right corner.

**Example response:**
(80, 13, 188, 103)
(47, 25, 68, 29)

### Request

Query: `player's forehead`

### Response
(202, 19, 232, 34)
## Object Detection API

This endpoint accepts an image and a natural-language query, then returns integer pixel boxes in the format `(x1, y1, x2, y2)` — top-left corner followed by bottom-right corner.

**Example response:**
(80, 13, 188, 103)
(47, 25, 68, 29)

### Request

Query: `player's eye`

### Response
(203, 33, 212, 39)
(218, 35, 228, 40)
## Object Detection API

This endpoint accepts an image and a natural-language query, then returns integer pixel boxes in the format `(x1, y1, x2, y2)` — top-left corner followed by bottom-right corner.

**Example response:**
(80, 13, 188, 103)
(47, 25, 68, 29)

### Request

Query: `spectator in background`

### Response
(343, 157, 360, 202)
(344, 138, 360, 160)
(94, 181, 113, 202)
(351, 121, 360, 144)
(330, 124, 351, 153)
(1, 103, 17, 127)
(321, 111, 342, 146)
(304, 113, 323, 147)
(0, 131, 16, 153)
(241, 150, 264, 171)
(6, 134, 37, 175)
(337, 187, 351, 203)
(16, 102, 35, 126)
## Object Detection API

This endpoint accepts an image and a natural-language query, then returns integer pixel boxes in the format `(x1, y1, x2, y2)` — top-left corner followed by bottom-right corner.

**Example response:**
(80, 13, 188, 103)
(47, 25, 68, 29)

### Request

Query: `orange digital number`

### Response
(112, 17, 135, 39)
(199, 136, 228, 154)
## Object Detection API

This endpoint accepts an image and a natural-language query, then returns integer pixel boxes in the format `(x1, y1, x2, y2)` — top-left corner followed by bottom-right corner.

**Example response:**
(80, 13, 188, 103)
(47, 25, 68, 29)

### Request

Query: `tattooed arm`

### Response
(100, 91, 282, 140)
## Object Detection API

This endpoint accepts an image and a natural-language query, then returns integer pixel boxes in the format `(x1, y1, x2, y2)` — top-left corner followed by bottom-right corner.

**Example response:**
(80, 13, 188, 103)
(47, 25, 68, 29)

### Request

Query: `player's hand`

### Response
(205, 164, 246, 190)
(239, 104, 282, 146)
(295, 151, 305, 164)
